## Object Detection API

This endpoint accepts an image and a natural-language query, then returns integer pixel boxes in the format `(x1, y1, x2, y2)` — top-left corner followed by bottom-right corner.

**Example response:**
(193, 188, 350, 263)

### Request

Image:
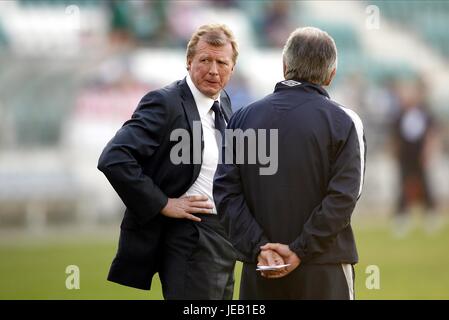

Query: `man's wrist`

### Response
(252, 239, 270, 263)
(288, 243, 305, 262)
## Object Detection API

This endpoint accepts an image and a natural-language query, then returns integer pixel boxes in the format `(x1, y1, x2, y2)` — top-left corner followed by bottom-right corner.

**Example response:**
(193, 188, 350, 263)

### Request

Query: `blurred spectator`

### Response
(380, 76, 402, 118)
(165, 1, 203, 47)
(0, 20, 8, 49)
(390, 78, 442, 236)
(333, 72, 367, 115)
(225, 71, 254, 112)
(210, 0, 239, 8)
(363, 76, 402, 152)
(258, 1, 295, 47)
(108, 1, 170, 48)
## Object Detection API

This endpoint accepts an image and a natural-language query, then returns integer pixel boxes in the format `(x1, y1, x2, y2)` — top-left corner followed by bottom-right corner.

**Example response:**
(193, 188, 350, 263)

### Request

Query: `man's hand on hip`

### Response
(260, 243, 301, 279)
(161, 195, 213, 222)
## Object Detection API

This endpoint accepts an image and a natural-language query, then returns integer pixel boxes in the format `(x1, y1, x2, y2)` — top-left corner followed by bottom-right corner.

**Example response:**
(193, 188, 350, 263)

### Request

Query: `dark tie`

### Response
(211, 100, 226, 140)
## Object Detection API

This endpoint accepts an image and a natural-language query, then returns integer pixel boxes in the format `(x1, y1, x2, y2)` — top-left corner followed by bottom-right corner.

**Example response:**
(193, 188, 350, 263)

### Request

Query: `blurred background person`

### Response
(391, 77, 442, 237)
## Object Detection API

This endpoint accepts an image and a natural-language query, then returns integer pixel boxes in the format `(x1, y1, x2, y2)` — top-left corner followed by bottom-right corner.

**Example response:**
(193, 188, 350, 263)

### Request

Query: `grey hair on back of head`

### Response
(282, 26, 337, 85)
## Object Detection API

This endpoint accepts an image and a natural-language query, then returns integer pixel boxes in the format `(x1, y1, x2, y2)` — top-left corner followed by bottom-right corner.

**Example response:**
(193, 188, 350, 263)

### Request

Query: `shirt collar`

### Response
(186, 75, 221, 117)
(274, 79, 330, 99)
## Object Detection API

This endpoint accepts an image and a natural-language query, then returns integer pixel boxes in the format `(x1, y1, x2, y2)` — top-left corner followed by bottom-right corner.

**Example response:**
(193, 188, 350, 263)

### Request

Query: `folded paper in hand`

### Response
(256, 264, 291, 271)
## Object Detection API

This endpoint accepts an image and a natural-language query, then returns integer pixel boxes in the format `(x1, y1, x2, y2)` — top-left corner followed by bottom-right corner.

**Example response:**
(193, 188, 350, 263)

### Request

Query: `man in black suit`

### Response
(98, 24, 238, 299)
(214, 27, 366, 299)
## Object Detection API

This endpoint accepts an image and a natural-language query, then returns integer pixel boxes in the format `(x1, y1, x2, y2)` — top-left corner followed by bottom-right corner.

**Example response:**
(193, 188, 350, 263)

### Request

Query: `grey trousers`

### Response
(159, 214, 237, 300)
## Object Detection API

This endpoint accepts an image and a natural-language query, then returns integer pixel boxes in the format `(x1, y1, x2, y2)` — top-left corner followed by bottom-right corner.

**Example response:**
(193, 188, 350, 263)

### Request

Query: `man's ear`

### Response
(282, 59, 287, 78)
(186, 58, 191, 71)
(324, 68, 336, 86)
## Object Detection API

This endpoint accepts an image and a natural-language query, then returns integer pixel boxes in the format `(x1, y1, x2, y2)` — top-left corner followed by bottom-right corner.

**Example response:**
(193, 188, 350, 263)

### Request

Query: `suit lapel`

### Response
(220, 92, 233, 122)
(179, 78, 203, 185)
(180, 79, 201, 133)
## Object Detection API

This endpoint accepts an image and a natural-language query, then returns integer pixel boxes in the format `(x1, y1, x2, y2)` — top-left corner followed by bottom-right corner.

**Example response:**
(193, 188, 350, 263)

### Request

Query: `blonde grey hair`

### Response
(186, 24, 239, 65)
(282, 27, 337, 85)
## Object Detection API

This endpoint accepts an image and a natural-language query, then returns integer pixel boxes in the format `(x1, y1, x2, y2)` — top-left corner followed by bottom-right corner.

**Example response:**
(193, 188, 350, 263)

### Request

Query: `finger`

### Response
(184, 213, 201, 222)
(261, 270, 277, 276)
(265, 268, 288, 278)
(261, 243, 280, 250)
(270, 251, 282, 263)
(187, 195, 209, 201)
(189, 201, 214, 209)
(257, 257, 267, 267)
(262, 270, 284, 279)
(266, 273, 287, 279)
(273, 252, 286, 265)
(273, 257, 284, 265)
(185, 207, 213, 214)
(264, 252, 276, 266)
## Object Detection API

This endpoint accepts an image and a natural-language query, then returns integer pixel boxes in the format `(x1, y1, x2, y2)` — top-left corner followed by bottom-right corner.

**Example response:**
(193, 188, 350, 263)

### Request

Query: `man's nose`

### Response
(208, 61, 218, 75)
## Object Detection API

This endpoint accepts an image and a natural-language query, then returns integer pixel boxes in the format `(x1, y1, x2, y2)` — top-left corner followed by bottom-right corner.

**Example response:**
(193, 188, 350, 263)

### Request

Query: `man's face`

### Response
(187, 39, 235, 99)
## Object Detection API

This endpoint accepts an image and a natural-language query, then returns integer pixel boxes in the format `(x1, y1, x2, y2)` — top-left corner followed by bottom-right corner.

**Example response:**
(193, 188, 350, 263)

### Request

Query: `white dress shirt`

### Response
(184, 75, 223, 214)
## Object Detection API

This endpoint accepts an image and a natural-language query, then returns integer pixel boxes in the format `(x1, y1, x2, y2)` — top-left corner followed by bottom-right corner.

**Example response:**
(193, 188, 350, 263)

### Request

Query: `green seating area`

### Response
(18, 0, 101, 7)
(0, 59, 75, 147)
(0, 23, 7, 48)
(372, 1, 449, 57)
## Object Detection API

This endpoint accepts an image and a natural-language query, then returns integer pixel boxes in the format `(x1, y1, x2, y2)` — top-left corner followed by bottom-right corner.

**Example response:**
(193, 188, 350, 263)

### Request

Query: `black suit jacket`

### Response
(98, 78, 232, 290)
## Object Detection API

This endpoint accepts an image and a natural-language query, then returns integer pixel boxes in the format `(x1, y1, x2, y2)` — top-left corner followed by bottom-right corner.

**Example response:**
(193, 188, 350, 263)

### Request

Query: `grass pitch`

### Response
(1, 220, 448, 300)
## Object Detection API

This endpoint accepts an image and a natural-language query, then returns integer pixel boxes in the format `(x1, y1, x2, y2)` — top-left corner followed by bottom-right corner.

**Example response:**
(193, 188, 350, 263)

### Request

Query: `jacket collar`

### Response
(180, 77, 201, 128)
(274, 79, 330, 99)
(219, 92, 232, 122)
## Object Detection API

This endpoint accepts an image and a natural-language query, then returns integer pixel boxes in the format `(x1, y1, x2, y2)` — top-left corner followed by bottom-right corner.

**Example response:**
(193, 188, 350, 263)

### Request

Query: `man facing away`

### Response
(214, 26, 366, 299)
(98, 24, 238, 299)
